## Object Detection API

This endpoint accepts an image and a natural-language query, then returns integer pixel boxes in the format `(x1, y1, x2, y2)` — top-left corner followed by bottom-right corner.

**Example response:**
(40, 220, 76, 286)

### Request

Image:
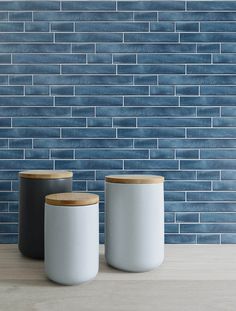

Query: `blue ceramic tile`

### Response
(76, 149, 149, 159)
(0, 64, 59, 73)
(197, 171, 220, 180)
(159, 12, 236, 21)
(97, 43, 196, 53)
(124, 33, 178, 42)
(0, 97, 52, 107)
(13, 54, 86, 64)
(125, 95, 176, 106)
(13, 118, 85, 128)
(165, 234, 196, 244)
(87, 118, 112, 127)
(34, 139, 133, 149)
(197, 43, 220, 53)
(56, 96, 122, 107)
(201, 212, 236, 223)
(150, 150, 174, 159)
(134, 12, 157, 21)
(0, 22, 23, 32)
(0, 33, 53, 42)
(165, 181, 211, 191)
(138, 118, 210, 127)
(160, 75, 236, 85)
(221, 171, 236, 180)
(62, 128, 116, 138)
(62, 1, 116, 11)
(75, 86, 148, 96)
(201, 22, 236, 32)
(124, 160, 178, 169)
(25, 86, 49, 95)
(87, 54, 112, 64)
(176, 213, 199, 223)
(51, 150, 74, 160)
(118, 64, 184, 74)
(165, 213, 175, 223)
(113, 118, 136, 128)
(201, 150, 236, 159)
(166, 202, 236, 212)
(188, 192, 236, 202)
(72, 44, 95, 53)
(55, 33, 123, 43)
(76, 22, 149, 32)
(97, 107, 195, 117)
(25, 22, 49, 32)
(117, 128, 185, 138)
(188, 128, 236, 138)
(0, 44, 71, 53)
(55, 160, 123, 170)
(51, 86, 73, 96)
(133, 139, 157, 148)
(197, 234, 220, 244)
(138, 54, 210, 64)
(35, 75, 132, 86)
(188, 1, 236, 11)
(160, 139, 236, 149)
(0, 1, 60, 10)
(181, 224, 236, 233)
(34, 12, 133, 22)
(201, 86, 236, 95)
(221, 234, 236, 244)
(176, 150, 199, 159)
(62, 65, 115, 74)
(176, 22, 199, 32)
(9, 12, 32, 21)
(118, 1, 185, 11)
(0, 234, 18, 244)
(188, 65, 236, 74)
(150, 22, 175, 32)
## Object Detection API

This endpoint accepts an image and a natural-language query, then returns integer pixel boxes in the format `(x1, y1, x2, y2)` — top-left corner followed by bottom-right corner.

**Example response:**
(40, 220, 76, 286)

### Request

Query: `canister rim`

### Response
(45, 192, 99, 206)
(105, 175, 164, 184)
(19, 170, 73, 179)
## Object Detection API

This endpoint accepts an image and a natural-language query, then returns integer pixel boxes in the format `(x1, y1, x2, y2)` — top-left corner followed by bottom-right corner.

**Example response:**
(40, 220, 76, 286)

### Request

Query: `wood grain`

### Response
(19, 170, 73, 179)
(105, 175, 164, 184)
(1, 245, 236, 311)
(45, 192, 99, 206)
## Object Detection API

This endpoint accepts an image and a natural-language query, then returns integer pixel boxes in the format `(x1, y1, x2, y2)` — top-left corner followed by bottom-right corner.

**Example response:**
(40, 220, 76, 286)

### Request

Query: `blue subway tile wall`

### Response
(1, 1, 236, 244)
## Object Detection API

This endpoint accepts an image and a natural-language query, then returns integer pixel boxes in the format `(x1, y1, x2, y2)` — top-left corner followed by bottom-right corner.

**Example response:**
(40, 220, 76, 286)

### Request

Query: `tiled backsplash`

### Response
(1, 1, 236, 244)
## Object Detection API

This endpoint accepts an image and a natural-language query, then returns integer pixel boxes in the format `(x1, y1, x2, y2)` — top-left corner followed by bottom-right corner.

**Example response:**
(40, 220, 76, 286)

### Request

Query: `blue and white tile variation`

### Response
(1, 1, 236, 244)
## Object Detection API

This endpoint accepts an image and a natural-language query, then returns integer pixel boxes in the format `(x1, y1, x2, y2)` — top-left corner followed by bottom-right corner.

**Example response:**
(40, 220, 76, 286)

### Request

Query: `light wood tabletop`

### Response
(1, 244, 236, 310)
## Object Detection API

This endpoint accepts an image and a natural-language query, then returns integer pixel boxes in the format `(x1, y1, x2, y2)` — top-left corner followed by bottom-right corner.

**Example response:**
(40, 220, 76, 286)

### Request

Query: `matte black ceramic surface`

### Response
(19, 177, 72, 259)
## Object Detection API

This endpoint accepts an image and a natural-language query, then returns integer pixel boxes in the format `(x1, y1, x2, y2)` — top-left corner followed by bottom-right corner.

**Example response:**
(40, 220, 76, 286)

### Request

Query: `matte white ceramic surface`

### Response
(45, 203, 99, 285)
(105, 182, 164, 272)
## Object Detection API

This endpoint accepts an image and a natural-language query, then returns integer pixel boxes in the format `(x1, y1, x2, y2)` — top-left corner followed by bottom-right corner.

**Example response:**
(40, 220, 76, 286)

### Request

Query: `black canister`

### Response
(19, 170, 73, 259)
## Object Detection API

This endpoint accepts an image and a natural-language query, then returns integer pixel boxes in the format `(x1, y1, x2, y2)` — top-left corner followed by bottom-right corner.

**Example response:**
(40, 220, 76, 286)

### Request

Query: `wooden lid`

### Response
(19, 170, 73, 179)
(45, 192, 99, 206)
(105, 175, 164, 184)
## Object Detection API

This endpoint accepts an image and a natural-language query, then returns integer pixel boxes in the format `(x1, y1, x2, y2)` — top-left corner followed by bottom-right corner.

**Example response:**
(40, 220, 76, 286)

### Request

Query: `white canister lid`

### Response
(105, 175, 164, 184)
(45, 192, 99, 206)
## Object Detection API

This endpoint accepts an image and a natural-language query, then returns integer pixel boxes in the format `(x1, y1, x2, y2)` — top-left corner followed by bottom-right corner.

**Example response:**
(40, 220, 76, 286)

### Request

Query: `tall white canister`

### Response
(45, 192, 99, 285)
(105, 175, 164, 272)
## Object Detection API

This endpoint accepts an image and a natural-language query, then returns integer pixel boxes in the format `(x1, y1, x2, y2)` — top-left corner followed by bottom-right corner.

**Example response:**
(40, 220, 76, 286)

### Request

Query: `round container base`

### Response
(47, 273, 98, 286)
(106, 257, 164, 273)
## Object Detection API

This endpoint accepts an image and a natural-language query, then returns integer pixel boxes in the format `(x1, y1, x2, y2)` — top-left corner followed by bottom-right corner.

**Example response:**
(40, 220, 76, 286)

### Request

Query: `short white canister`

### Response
(45, 192, 99, 285)
(105, 175, 164, 272)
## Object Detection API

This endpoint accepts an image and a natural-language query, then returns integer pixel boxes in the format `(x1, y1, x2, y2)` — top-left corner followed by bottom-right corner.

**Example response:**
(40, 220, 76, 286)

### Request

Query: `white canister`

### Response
(45, 192, 99, 285)
(105, 175, 164, 272)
